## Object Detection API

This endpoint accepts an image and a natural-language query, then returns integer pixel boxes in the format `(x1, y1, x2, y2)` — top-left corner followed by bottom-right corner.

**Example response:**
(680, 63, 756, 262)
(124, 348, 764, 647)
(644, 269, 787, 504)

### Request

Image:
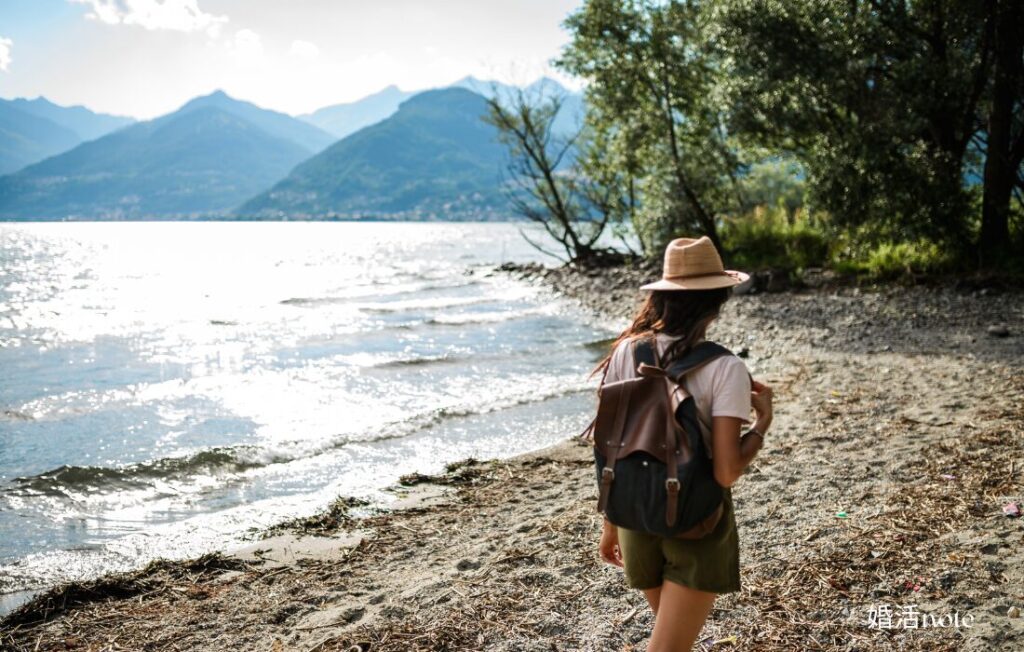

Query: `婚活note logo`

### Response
(866, 604, 974, 629)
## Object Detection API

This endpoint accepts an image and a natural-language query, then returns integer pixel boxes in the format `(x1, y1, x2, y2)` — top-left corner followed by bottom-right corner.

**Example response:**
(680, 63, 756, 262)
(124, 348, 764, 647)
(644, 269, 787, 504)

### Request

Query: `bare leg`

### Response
(642, 585, 662, 616)
(647, 579, 716, 652)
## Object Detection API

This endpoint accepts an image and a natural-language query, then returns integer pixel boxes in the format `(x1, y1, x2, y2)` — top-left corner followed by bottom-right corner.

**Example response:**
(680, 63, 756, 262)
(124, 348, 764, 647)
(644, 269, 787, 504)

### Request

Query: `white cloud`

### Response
(289, 40, 319, 60)
(0, 37, 11, 72)
(227, 29, 263, 61)
(71, 0, 228, 37)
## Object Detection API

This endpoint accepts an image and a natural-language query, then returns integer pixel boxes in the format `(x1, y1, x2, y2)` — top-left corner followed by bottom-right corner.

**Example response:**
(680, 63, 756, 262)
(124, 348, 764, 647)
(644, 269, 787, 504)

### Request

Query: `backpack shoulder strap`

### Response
(665, 341, 734, 380)
(631, 334, 659, 368)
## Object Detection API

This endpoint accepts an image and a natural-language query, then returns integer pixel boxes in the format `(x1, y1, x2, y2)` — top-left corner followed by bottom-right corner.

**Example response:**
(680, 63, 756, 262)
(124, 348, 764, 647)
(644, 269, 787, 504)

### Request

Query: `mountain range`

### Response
(0, 77, 584, 220)
(0, 98, 133, 175)
(242, 88, 507, 219)
(182, 91, 334, 153)
(0, 92, 321, 219)
(300, 85, 415, 140)
(298, 76, 584, 141)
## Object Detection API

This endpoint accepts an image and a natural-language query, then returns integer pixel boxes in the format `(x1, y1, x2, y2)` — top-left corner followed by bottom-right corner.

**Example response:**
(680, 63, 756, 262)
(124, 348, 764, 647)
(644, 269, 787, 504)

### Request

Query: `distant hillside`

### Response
(0, 103, 82, 175)
(0, 97, 135, 175)
(239, 88, 510, 219)
(7, 97, 134, 141)
(448, 75, 519, 99)
(180, 90, 335, 153)
(450, 76, 584, 137)
(300, 85, 414, 139)
(300, 77, 583, 143)
(0, 104, 312, 220)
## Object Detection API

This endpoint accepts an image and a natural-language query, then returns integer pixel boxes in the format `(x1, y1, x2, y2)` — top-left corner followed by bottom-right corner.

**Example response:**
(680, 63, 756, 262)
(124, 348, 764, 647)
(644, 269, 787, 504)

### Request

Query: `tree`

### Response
(719, 0, 1021, 264)
(979, 0, 1024, 262)
(574, 104, 647, 258)
(484, 86, 624, 266)
(557, 0, 743, 256)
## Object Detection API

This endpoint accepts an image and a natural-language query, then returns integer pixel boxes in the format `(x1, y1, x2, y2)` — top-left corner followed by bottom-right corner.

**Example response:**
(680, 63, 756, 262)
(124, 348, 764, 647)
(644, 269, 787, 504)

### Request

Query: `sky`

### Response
(0, 0, 585, 120)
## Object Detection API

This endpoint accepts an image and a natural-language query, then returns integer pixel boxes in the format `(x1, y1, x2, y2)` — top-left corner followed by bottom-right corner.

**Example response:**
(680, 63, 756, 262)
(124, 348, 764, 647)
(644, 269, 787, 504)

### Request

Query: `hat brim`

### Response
(640, 270, 750, 291)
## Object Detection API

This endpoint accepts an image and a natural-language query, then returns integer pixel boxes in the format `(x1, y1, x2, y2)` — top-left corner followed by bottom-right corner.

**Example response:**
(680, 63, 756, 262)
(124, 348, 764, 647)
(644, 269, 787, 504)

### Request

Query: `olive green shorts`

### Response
(616, 488, 740, 594)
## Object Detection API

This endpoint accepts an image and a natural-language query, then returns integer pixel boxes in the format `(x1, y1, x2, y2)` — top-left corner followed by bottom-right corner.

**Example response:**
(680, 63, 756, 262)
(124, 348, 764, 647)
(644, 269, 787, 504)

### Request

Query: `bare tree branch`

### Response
(484, 85, 626, 266)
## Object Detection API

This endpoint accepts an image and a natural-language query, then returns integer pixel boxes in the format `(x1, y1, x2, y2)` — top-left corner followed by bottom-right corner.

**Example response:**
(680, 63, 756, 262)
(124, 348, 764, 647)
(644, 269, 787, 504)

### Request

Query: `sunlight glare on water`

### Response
(0, 222, 617, 607)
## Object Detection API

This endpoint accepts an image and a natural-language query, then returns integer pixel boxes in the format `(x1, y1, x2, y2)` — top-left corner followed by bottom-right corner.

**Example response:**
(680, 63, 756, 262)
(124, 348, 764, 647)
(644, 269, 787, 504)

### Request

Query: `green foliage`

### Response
(557, 0, 1022, 275)
(718, 0, 988, 248)
(830, 239, 959, 280)
(721, 207, 966, 281)
(734, 157, 806, 216)
(716, 0, 1022, 262)
(720, 206, 828, 272)
(557, 0, 741, 254)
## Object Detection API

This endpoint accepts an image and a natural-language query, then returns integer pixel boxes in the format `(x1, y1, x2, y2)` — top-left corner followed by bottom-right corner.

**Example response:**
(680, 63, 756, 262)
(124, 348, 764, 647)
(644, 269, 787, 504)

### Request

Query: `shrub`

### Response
(829, 239, 958, 280)
(720, 206, 829, 273)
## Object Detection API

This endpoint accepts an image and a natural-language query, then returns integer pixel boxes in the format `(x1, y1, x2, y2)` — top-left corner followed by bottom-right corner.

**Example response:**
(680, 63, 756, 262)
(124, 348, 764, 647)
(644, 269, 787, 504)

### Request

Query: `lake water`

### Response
(0, 222, 618, 614)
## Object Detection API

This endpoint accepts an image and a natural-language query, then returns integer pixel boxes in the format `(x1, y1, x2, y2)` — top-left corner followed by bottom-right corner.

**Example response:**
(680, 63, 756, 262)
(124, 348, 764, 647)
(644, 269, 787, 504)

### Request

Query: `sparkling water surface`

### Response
(0, 222, 619, 612)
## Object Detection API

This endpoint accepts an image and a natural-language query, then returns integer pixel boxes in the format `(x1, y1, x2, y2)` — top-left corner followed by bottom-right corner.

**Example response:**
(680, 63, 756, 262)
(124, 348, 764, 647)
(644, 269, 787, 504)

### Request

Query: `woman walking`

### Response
(592, 236, 773, 651)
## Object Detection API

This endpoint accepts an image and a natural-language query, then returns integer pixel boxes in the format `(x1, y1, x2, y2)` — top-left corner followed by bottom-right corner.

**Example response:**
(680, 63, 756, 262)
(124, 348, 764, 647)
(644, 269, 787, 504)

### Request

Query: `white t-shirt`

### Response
(602, 332, 752, 456)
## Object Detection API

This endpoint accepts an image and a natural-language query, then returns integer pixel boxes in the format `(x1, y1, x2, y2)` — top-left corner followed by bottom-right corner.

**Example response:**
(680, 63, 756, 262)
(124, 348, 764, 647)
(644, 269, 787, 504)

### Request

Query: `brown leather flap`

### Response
(593, 375, 694, 465)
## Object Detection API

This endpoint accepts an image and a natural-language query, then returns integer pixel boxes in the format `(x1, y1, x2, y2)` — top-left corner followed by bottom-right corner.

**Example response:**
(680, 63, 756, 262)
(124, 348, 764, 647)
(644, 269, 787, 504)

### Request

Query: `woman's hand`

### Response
(599, 519, 623, 567)
(751, 380, 774, 432)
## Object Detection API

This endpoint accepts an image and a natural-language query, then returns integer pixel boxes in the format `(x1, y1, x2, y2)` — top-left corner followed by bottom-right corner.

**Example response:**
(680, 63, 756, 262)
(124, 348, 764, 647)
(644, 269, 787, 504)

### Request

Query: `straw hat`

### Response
(640, 236, 749, 291)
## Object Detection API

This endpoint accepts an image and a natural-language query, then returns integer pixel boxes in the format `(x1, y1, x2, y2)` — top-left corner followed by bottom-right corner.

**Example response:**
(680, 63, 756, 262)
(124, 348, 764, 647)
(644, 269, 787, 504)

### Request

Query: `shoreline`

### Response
(2, 264, 1023, 651)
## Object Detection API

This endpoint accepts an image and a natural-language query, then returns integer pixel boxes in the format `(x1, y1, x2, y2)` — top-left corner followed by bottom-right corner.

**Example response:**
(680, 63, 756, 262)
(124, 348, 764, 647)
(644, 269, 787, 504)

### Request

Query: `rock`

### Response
(987, 323, 1010, 337)
(1009, 606, 1020, 618)
(753, 268, 791, 293)
(340, 606, 366, 623)
(936, 570, 957, 590)
(455, 558, 481, 571)
(799, 267, 837, 289)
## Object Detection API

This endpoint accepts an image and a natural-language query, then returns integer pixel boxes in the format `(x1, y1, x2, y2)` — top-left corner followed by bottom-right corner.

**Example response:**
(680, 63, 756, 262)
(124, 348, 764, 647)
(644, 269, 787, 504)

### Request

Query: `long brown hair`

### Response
(590, 288, 732, 380)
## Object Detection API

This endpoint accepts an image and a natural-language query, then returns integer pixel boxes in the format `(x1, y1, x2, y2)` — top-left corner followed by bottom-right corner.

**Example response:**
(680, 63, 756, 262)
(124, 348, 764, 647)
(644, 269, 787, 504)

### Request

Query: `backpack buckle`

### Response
(665, 478, 680, 493)
(601, 467, 615, 483)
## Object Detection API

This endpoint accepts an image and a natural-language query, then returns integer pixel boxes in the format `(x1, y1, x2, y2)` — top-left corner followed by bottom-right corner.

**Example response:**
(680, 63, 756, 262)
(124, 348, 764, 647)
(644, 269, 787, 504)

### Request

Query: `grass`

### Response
(720, 206, 829, 274)
(830, 239, 958, 280)
(718, 205, 1024, 284)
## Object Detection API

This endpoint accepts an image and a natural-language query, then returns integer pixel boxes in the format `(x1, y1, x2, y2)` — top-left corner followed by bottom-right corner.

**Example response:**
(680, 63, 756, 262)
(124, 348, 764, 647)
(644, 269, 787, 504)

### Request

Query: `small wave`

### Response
(365, 383, 593, 444)
(334, 350, 467, 369)
(356, 296, 493, 313)
(279, 297, 344, 307)
(427, 306, 551, 325)
(373, 354, 460, 369)
(5, 375, 593, 499)
(9, 447, 267, 497)
(247, 379, 594, 460)
(279, 281, 481, 309)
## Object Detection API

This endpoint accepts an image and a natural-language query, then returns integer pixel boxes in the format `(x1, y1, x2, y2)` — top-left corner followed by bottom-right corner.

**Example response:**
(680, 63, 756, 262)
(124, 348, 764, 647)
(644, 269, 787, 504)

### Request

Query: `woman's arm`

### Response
(712, 381, 773, 487)
(711, 416, 755, 487)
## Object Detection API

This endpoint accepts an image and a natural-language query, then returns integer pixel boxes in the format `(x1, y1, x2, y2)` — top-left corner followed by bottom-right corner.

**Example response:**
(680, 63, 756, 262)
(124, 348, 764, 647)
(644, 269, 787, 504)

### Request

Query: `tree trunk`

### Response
(979, 0, 1022, 265)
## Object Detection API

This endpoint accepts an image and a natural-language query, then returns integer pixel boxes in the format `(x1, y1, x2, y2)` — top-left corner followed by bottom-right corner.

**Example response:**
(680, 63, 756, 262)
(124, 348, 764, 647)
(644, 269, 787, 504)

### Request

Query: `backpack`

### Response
(583, 334, 733, 539)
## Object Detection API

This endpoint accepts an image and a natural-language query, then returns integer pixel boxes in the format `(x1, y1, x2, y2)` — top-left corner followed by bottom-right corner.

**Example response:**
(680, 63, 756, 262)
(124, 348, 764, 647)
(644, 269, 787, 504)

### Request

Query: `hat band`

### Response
(663, 270, 729, 280)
